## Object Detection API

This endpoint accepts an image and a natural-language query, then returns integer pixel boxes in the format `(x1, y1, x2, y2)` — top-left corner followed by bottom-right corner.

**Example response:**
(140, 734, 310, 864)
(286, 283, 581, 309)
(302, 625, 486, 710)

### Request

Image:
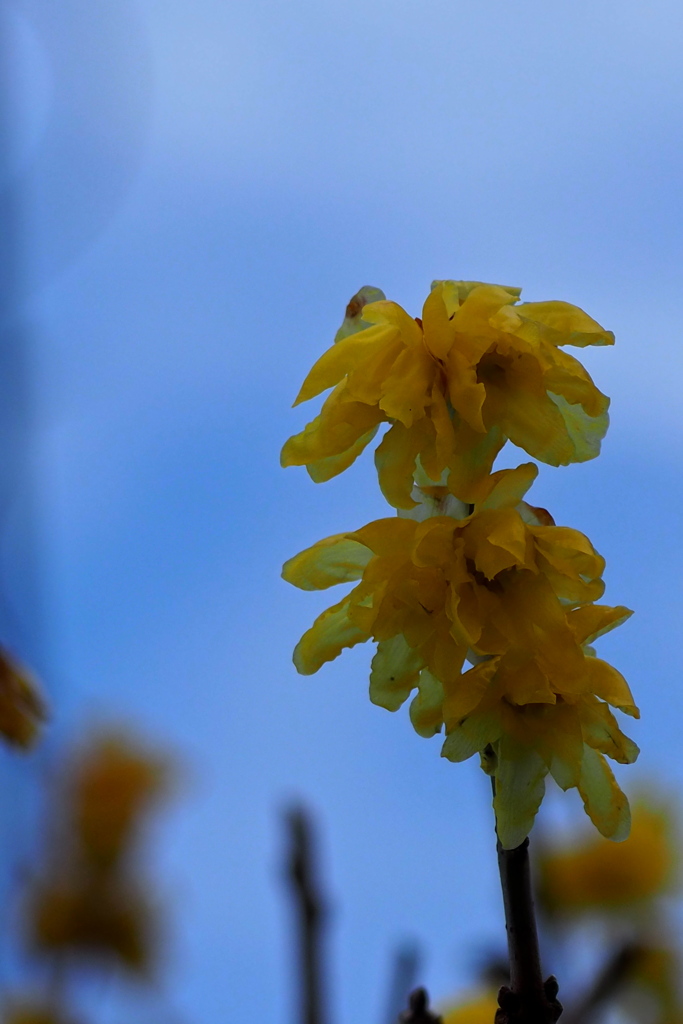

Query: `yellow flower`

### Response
(283, 464, 636, 846)
(26, 734, 170, 975)
(538, 802, 677, 914)
(440, 991, 499, 1024)
(30, 878, 152, 972)
(2, 1002, 73, 1024)
(443, 670, 637, 850)
(0, 649, 46, 749)
(282, 281, 612, 507)
(70, 733, 167, 870)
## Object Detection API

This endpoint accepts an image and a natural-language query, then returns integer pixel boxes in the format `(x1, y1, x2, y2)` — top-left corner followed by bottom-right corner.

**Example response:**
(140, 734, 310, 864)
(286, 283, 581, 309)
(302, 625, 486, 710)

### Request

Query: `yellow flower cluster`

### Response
(283, 281, 636, 848)
(538, 802, 677, 914)
(282, 281, 612, 507)
(29, 734, 167, 973)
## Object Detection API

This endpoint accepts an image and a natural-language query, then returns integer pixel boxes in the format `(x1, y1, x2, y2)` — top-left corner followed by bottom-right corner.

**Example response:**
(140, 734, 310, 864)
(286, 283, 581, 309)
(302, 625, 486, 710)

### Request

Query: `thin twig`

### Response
(285, 806, 329, 1024)
(384, 944, 421, 1024)
(561, 943, 642, 1024)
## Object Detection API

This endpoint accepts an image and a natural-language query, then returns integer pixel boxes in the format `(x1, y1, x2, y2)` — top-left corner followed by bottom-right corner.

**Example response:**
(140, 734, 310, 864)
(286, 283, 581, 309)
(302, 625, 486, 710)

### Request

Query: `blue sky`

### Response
(1, 0, 682, 1020)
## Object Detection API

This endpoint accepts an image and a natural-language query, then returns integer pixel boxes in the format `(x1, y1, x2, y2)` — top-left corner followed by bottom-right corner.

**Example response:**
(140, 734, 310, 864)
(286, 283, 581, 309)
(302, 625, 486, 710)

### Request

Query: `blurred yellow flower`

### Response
(0, 649, 46, 749)
(282, 281, 612, 507)
(70, 733, 167, 870)
(440, 991, 499, 1024)
(284, 463, 636, 847)
(30, 878, 151, 972)
(538, 803, 677, 914)
(2, 1003, 73, 1024)
(26, 733, 169, 976)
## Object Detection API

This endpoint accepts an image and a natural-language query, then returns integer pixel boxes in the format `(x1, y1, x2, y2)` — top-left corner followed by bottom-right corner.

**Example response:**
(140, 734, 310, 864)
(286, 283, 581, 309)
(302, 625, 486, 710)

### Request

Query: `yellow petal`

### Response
(378, 345, 435, 428)
(512, 300, 614, 348)
(422, 283, 456, 360)
(409, 668, 445, 737)
(580, 697, 640, 762)
(483, 354, 578, 466)
(577, 745, 631, 841)
(532, 526, 605, 583)
(306, 426, 379, 482)
(360, 299, 424, 347)
(585, 658, 639, 717)
(548, 393, 609, 463)
(369, 635, 423, 712)
(441, 706, 503, 763)
(545, 347, 609, 416)
(375, 421, 433, 510)
(477, 463, 538, 510)
(494, 736, 548, 850)
(495, 653, 557, 706)
(429, 386, 458, 469)
(567, 605, 633, 646)
(465, 508, 531, 579)
(350, 517, 416, 557)
(446, 422, 506, 504)
(294, 325, 398, 405)
(293, 593, 368, 674)
(432, 279, 521, 317)
(446, 348, 487, 433)
(282, 534, 372, 591)
(281, 384, 383, 466)
(451, 284, 522, 340)
(442, 659, 499, 727)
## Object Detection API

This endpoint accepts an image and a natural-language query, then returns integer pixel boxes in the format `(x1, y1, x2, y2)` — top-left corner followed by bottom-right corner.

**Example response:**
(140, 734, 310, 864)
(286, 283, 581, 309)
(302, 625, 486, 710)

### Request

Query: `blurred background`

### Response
(0, 0, 682, 1020)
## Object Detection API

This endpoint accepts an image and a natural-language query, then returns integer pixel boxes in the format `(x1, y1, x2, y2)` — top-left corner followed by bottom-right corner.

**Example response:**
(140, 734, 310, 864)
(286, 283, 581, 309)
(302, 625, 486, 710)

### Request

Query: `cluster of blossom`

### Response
(282, 280, 638, 849)
(29, 734, 166, 973)
(4, 733, 171, 1024)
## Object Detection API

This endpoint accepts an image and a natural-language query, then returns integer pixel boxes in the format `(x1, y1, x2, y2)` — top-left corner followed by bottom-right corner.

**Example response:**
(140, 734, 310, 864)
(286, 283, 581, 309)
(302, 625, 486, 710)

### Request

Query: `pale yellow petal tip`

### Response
(281, 557, 298, 585)
(281, 433, 308, 465)
(496, 821, 532, 851)
(606, 807, 632, 844)
(334, 286, 386, 343)
(292, 646, 315, 676)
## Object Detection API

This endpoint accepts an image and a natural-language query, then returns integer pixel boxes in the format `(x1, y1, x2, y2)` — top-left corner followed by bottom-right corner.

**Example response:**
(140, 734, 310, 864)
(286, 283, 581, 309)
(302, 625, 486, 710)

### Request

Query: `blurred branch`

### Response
(561, 943, 642, 1024)
(284, 806, 329, 1024)
(384, 943, 421, 1024)
(398, 987, 442, 1024)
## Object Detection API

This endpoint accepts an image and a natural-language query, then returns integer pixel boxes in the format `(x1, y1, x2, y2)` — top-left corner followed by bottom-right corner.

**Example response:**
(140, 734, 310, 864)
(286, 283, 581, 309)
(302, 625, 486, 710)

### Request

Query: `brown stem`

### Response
(493, 785, 561, 1024)
(285, 807, 329, 1024)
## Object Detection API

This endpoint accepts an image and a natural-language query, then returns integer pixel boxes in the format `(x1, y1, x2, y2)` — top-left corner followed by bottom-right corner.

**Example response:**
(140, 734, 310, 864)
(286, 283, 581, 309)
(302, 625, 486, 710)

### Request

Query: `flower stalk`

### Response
(495, 807, 562, 1024)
